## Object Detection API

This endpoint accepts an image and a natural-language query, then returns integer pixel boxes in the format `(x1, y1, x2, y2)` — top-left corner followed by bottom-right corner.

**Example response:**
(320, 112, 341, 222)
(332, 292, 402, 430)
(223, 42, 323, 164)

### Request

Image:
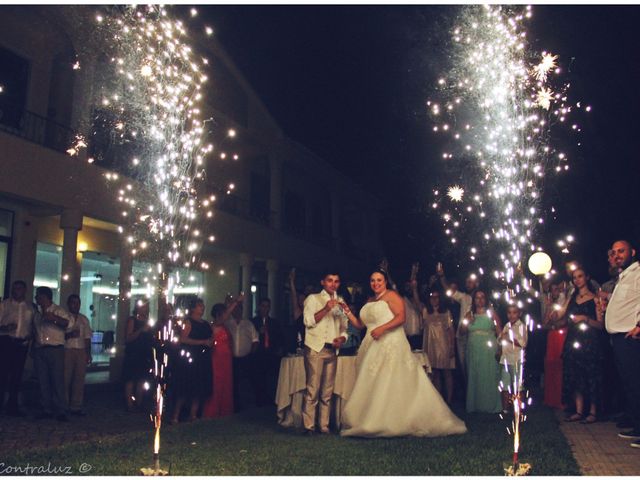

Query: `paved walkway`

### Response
(557, 410, 640, 475)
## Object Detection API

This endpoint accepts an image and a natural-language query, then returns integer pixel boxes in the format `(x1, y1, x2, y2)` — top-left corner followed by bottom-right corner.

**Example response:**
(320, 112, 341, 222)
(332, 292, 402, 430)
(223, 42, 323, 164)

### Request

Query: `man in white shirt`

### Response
(64, 294, 93, 416)
(33, 286, 75, 422)
(0, 280, 35, 416)
(437, 266, 477, 380)
(603, 240, 640, 447)
(223, 294, 259, 412)
(301, 270, 348, 435)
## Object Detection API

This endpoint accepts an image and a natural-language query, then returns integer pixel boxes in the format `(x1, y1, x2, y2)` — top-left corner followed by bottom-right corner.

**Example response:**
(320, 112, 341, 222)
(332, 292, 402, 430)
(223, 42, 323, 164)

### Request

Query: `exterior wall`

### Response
(0, 5, 385, 382)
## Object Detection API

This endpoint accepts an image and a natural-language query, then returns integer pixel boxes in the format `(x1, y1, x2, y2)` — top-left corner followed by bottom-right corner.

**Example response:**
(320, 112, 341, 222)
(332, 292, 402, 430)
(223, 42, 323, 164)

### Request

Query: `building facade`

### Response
(0, 6, 384, 380)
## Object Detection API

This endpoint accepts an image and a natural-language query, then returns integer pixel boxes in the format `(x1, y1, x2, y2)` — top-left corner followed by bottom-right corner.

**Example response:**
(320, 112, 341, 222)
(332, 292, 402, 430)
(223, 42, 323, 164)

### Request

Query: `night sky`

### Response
(202, 5, 640, 284)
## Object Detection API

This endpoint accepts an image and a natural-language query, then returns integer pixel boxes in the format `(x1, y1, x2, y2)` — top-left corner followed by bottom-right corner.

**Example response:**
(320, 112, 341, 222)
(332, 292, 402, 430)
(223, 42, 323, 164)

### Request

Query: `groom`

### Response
(301, 269, 349, 435)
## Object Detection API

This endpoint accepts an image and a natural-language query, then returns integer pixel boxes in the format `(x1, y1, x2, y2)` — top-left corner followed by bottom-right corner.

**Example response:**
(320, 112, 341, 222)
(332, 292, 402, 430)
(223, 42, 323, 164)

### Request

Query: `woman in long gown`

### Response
(170, 298, 213, 424)
(339, 269, 466, 438)
(556, 268, 604, 424)
(203, 304, 234, 417)
(461, 290, 502, 413)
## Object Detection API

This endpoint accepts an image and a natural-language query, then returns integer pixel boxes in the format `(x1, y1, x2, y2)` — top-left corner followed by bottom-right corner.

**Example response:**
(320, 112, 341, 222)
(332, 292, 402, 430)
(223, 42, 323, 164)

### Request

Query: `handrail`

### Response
(0, 101, 75, 154)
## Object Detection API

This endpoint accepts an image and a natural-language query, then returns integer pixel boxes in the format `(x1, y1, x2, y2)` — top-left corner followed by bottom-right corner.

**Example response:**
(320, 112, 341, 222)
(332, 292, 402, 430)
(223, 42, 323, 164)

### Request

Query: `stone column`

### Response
(269, 155, 283, 231)
(239, 253, 253, 320)
(110, 246, 132, 382)
(266, 259, 280, 319)
(10, 210, 38, 301)
(59, 208, 83, 304)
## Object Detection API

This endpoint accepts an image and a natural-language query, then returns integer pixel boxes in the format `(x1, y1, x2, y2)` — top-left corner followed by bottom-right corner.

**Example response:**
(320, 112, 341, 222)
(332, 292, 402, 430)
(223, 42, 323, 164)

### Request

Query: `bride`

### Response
(339, 269, 467, 437)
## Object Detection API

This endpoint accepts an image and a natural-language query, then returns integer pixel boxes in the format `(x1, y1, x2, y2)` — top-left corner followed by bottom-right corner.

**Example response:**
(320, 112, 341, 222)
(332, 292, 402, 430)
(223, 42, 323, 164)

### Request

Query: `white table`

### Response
(275, 350, 431, 429)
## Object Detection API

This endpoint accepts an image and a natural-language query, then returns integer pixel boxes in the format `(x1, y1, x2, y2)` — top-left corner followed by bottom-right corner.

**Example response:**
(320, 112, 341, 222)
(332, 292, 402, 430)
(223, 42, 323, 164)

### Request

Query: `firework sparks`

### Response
(78, 5, 230, 272)
(428, 4, 583, 299)
(428, 5, 586, 472)
(535, 87, 554, 110)
(71, 6, 235, 474)
(532, 52, 558, 82)
(447, 185, 465, 202)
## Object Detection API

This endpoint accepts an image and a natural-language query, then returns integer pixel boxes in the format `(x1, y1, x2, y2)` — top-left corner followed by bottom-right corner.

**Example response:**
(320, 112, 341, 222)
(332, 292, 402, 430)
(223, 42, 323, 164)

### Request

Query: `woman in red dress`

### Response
(203, 303, 234, 417)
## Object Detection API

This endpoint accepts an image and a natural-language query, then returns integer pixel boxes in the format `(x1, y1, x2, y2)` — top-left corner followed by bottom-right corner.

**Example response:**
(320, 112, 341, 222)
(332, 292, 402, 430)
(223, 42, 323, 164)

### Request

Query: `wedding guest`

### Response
(287, 268, 306, 354)
(409, 275, 456, 404)
(498, 305, 528, 413)
(203, 303, 234, 418)
(171, 298, 213, 423)
(64, 294, 92, 416)
(598, 248, 624, 419)
(251, 298, 285, 407)
(380, 260, 422, 349)
(601, 248, 621, 295)
(122, 301, 154, 412)
(542, 280, 568, 409)
(340, 287, 363, 355)
(461, 290, 502, 413)
(556, 268, 603, 424)
(223, 293, 259, 412)
(417, 286, 455, 404)
(603, 240, 640, 448)
(0, 280, 34, 416)
(436, 265, 478, 381)
(33, 286, 75, 421)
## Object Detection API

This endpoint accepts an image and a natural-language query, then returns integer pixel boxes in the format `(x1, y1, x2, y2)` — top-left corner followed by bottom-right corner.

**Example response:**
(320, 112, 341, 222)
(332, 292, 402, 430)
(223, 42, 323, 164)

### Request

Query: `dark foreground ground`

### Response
(0, 381, 579, 476)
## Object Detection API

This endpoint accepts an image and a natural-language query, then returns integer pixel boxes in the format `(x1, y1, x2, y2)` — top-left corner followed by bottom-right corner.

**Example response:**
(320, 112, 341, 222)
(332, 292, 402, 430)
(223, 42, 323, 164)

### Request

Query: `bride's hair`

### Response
(370, 268, 394, 290)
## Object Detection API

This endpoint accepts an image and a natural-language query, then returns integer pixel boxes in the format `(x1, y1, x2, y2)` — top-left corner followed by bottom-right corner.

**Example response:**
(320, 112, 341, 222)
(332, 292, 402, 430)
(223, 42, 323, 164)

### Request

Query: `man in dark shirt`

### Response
(251, 298, 284, 407)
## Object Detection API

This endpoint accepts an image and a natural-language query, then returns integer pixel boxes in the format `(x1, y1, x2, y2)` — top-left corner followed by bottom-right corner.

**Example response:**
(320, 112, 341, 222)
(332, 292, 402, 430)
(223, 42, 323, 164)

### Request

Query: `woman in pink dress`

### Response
(203, 304, 234, 418)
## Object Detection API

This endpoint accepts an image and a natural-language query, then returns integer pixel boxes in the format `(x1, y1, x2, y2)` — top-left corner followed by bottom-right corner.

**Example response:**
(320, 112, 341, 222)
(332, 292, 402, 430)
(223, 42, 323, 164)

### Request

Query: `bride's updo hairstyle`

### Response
(370, 268, 394, 290)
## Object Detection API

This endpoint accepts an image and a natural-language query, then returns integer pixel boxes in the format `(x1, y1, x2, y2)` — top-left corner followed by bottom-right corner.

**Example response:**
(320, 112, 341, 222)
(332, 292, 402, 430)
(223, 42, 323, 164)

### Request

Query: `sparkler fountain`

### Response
(70, 5, 235, 474)
(427, 5, 587, 475)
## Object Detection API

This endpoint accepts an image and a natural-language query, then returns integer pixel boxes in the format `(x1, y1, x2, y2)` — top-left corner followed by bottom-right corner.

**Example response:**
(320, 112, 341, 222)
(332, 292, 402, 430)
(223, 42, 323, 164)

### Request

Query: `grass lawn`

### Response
(3, 404, 579, 475)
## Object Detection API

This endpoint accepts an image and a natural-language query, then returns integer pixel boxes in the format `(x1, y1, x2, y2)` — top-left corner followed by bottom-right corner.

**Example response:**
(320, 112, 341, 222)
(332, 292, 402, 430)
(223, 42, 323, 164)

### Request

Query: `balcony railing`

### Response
(0, 101, 75, 154)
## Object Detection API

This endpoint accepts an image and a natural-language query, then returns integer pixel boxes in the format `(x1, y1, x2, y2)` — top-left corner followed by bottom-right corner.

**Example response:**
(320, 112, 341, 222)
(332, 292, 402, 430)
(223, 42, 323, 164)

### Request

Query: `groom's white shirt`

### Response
(303, 289, 348, 353)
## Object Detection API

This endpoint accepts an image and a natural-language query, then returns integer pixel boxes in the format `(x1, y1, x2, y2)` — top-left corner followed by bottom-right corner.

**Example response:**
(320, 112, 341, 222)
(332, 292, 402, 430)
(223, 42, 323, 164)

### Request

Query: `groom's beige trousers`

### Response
(302, 345, 337, 431)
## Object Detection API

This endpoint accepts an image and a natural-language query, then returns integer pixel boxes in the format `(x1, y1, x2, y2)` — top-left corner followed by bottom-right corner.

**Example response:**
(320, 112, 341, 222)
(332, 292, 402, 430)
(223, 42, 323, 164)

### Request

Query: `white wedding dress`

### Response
(340, 300, 467, 437)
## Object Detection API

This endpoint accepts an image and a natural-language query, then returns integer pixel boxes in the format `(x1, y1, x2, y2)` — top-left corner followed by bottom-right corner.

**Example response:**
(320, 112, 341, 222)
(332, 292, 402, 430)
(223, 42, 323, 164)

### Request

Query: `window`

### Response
(250, 172, 270, 223)
(0, 209, 13, 299)
(0, 46, 30, 130)
(209, 55, 248, 127)
(34, 242, 62, 304)
(130, 262, 204, 318)
(284, 190, 306, 235)
(80, 251, 120, 365)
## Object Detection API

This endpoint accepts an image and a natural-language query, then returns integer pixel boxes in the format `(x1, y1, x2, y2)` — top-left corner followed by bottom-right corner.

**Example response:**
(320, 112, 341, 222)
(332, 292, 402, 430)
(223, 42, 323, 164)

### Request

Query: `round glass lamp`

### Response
(528, 252, 552, 276)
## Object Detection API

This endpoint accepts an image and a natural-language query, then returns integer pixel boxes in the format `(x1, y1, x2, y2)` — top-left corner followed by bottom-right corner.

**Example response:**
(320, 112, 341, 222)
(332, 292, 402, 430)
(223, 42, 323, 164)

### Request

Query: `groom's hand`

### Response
(325, 299, 339, 311)
(332, 337, 346, 349)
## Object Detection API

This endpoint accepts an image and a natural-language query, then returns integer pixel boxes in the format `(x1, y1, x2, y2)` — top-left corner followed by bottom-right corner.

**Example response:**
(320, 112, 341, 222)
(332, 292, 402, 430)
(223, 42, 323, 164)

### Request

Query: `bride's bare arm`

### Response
(370, 291, 405, 340)
(339, 302, 365, 330)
